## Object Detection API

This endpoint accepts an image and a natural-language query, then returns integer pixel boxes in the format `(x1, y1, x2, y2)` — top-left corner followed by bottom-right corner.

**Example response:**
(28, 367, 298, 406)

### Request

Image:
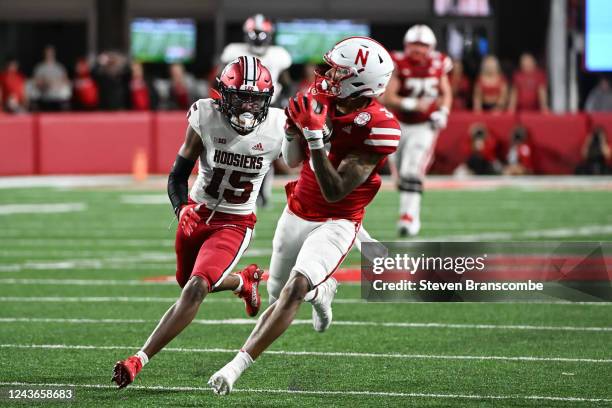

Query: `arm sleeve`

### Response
(362, 118, 402, 155)
(281, 135, 305, 167)
(167, 154, 196, 217)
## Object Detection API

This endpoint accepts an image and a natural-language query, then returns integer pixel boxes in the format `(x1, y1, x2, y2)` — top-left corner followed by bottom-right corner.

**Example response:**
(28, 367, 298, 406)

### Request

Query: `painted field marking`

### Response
(1, 343, 610, 364)
(1, 296, 612, 306)
(0, 381, 609, 403)
(0, 203, 86, 215)
(1, 317, 611, 332)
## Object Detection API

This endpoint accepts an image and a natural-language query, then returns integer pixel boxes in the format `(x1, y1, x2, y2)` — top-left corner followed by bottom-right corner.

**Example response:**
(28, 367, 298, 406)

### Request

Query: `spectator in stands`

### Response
(503, 125, 533, 175)
(167, 63, 197, 111)
(0, 58, 27, 113)
(72, 58, 99, 110)
(455, 123, 500, 175)
(92, 51, 130, 110)
(473, 55, 508, 113)
(32, 45, 71, 111)
(508, 53, 548, 113)
(584, 76, 612, 112)
(129, 61, 158, 111)
(449, 59, 471, 111)
(575, 127, 611, 175)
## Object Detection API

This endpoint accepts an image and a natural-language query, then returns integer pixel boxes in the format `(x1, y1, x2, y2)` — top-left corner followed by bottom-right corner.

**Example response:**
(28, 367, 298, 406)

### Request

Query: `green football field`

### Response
(0, 178, 611, 407)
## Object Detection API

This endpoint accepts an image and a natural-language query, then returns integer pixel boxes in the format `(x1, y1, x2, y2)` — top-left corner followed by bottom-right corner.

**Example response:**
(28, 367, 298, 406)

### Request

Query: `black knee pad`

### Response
(398, 177, 423, 193)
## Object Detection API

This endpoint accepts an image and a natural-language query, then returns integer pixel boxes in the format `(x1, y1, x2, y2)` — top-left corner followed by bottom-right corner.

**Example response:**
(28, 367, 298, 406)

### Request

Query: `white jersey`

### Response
(187, 98, 284, 215)
(220, 43, 292, 102)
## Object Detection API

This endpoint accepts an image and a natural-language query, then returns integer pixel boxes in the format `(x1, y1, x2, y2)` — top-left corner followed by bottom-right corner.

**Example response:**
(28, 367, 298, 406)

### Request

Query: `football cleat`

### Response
(398, 214, 420, 237)
(208, 366, 238, 395)
(112, 356, 142, 389)
(236, 264, 263, 317)
(310, 277, 337, 332)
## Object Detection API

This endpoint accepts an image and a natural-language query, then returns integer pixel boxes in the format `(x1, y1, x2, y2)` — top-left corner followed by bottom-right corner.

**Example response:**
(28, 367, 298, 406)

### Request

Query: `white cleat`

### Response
(207, 368, 236, 396)
(398, 216, 421, 237)
(311, 277, 338, 332)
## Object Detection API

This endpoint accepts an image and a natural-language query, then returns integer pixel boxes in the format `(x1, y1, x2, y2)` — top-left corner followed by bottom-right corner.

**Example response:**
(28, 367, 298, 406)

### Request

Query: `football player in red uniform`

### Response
(111, 57, 286, 389)
(382, 25, 453, 236)
(208, 37, 400, 395)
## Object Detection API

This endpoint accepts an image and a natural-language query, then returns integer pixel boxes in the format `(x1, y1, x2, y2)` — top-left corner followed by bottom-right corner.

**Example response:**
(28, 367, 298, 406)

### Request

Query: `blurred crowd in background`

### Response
(2, 44, 612, 116)
(0, 43, 610, 176)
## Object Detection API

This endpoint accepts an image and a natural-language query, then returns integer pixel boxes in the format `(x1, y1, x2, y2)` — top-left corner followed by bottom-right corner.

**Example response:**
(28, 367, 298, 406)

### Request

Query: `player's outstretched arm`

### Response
(310, 149, 382, 203)
(167, 125, 203, 217)
(281, 123, 305, 168)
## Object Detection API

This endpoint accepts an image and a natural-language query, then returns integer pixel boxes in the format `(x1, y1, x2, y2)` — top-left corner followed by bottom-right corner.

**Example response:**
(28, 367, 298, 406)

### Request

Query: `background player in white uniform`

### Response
(382, 25, 453, 236)
(208, 37, 399, 395)
(112, 56, 284, 389)
(220, 14, 293, 208)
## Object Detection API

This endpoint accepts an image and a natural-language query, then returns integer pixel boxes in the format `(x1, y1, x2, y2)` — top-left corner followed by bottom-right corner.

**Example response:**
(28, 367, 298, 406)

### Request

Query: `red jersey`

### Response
(512, 70, 546, 111)
(477, 75, 507, 109)
(391, 50, 452, 124)
(0, 70, 26, 105)
(287, 98, 400, 223)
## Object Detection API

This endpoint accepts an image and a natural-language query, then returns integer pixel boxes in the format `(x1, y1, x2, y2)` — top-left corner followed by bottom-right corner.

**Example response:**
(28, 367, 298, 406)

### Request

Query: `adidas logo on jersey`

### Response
(342, 126, 353, 134)
(251, 142, 264, 151)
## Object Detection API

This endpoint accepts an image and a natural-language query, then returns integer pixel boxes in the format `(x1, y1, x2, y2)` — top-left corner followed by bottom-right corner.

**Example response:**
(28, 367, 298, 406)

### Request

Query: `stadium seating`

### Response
(0, 112, 610, 175)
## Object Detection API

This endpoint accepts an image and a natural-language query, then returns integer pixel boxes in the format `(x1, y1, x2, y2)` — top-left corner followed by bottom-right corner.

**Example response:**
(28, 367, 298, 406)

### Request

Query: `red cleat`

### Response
(236, 264, 263, 317)
(112, 356, 142, 389)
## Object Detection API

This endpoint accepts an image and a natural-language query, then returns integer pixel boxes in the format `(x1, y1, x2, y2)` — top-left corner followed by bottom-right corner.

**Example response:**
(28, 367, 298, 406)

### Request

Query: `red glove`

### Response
(287, 92, 328, 150)
(287, 92, 328, 132)
(178, 204, 201, 237)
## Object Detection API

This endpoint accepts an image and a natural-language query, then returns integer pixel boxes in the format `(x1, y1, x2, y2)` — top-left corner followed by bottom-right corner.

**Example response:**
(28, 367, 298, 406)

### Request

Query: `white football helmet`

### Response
(314, 36, 394, 99)
(404, 24, 437, 49)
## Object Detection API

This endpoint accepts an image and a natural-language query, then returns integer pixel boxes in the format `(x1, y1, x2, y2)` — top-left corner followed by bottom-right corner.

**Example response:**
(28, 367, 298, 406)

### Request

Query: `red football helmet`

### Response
(215, 56, 274, 133)
(243, 14, 274, 55)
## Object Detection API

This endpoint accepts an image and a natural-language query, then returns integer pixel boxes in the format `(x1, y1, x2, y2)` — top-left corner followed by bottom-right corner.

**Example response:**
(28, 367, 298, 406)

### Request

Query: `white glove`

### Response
(430, 107, 449, 130)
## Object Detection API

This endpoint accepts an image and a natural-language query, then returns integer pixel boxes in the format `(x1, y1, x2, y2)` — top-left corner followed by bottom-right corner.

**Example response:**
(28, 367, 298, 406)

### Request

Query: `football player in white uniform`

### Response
(208, 36, 399, 396)
(220, 14, 292, 104)
(220, 14, 293, 208)
(382, 25, 453, 236)
(112, 57, 284, 389)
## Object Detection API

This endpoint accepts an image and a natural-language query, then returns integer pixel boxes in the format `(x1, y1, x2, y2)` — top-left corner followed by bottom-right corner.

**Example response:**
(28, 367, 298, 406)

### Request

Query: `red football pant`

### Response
(175, 221, 253, 291)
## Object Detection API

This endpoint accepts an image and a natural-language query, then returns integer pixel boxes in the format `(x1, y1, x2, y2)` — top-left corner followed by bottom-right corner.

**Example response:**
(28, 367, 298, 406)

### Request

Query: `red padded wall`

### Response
(588, 113, 612, 146)
(0, 115, 35, 175)
(432, 112, 516, 173)
(0, 112, 604, 176)
(519, 113, 589, 174)
(155, 112, 188, 174)
(38, 112, 152, 174)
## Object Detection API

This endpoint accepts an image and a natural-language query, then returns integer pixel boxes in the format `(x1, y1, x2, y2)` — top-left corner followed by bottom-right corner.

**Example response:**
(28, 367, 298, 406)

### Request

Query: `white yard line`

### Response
(0, 175, 137, 189)
(0, 381, 609, 403)
(1, 317, 611, 332)
(2, 296, 612, 306)
(0, 296, 360, 304)
(0, 343, 610, 364)
(0, 278, 176, 286)
(0, 203, 86, 215)
(0, 250, 271, 273)
(416, 224, 612, 241)
(120, 195, 169, 204)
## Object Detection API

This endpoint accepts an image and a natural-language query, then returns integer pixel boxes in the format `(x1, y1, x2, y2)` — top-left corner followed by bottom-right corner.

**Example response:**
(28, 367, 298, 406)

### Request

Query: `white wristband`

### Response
(400, 97, 418, 112)
(303, 129, 325, 150)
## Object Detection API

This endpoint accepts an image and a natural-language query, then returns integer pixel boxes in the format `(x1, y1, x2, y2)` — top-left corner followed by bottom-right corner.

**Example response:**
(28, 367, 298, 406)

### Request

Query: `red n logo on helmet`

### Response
(355, 49, 370, 67)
